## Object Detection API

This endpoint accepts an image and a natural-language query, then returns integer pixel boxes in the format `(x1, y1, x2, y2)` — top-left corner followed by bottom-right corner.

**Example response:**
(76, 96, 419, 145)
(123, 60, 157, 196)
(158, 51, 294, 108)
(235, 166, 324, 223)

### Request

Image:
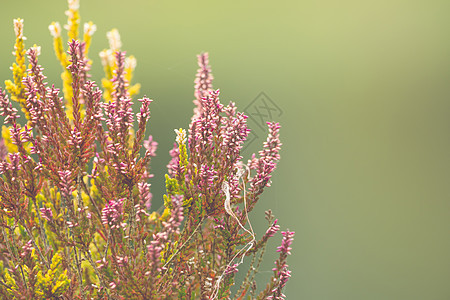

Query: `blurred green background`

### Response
(1, 0, 450, 299)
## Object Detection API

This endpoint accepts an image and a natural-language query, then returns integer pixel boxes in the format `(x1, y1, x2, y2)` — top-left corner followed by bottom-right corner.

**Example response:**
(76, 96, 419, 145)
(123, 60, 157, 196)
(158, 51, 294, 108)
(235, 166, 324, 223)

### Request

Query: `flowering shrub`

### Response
(0, 1, 293, 299)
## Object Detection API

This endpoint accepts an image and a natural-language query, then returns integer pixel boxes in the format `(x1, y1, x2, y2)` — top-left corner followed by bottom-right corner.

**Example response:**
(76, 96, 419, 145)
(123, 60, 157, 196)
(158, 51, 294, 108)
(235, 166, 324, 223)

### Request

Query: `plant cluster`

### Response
(0, 1, 294, 299)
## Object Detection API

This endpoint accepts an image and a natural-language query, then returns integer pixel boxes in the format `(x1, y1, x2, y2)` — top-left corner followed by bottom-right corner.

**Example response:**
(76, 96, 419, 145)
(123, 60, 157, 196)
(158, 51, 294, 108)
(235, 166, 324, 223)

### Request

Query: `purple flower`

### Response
(220, 108, 250, 161)
(265, 219, 280, 238)
(277, 230, 294, 255)
(146, 197, 184, 275)
(58, 170, 73, 198)
(259, 122, 282, 162)
(138, 181, 152, 210)
(101, 198, 125, 229)
(6, 153, 21, 172)
(225, 263, 239, 275)
(67, 127, 82, 149)
(247, 122, 282, 205)
(0, 87, 19, 125)
(193, 52, 213, 120)
(134, 203, 149, 222)
(166, 142, 179, 176)
(268, 230, 294, 299)
(0, 138, 6, 161)
(116, 255, 128, 267)
(20, 240, 34, 258)
(137, 97, 153, 124)
(96, 257, 108, 269)
(40, 207, 53, 222)
(198, 163, 218, 191)
(143, 135, 158, 157)
(279, 268, 291, 290)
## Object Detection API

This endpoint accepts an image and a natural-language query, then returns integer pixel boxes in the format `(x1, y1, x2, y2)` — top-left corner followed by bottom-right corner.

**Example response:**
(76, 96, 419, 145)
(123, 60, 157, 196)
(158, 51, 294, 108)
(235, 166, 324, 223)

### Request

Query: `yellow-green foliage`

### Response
(49, 22, 67, 67)
(49, 2, 95, 121)
(163, 174, 193, 211)
(3, 269, 18, 295)
(160, 206, 171, 222)
(4, 19, 29, 120)
(163, 129, 194, 213)
(71, 189, 90, 210)
(89, 178, 100, 201)
(35, 251, 70, 298)
(165, 174, 181, 200)
(66, 2, 80, 42)
(178, 139, 188, 175)
(37, 187, 61, 211)
(160, 240, 178, 268)
(1, 250, 69, 298)
(125, 55, 141, 97)
(83, 21, 95, 56)
(1, 126, 17, 154)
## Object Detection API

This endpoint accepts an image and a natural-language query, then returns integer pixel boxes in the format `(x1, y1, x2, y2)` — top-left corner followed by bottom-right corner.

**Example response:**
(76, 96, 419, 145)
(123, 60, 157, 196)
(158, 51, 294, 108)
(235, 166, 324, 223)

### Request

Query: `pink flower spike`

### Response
(138, 181, 152, 210)
(143, 135, 158, 157)
(277, 230, 294, 255)
(101, 198, 125, 229)
(58, 170, 73, 198)
(193, 52, 213, 120)
(225, 263, 239, 275)
(40, 207, 53, 222)
(265, 219, 280, 238)
(0, 138, 7, 161)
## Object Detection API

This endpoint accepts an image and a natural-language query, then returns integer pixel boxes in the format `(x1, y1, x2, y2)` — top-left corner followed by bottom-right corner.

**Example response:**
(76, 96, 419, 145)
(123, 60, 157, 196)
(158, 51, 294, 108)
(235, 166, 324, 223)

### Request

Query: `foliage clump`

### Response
(0, 1, 293, 299)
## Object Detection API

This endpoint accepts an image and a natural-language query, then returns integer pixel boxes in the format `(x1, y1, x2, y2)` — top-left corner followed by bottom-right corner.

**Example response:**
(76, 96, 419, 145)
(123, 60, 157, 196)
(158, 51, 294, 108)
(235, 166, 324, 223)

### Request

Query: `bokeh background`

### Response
(1, 0, 450, 299)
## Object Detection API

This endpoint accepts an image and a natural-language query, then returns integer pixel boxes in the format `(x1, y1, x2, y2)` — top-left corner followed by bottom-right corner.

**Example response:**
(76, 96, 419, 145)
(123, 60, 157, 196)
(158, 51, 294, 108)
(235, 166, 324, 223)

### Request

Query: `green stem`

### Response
(31, 195, 49, 253)
(127, 188, 135, 249)
(84, 250, 110, 300)
(23, 223, 50, 269)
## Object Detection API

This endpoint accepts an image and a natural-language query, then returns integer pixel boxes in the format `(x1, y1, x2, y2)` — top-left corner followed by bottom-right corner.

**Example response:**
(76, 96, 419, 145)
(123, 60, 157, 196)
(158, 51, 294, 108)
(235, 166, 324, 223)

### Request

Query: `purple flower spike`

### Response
(143, 135, 158, 157)
(265, 219, 280, 238)
(277, 230, 294, 255)
(0, 138, 6, 161)
(138, 181, 152, 210)
(0, 88, 19, 125)
(40, 207, 53, 222)
(101, 198, 125, 229)
(193, 52, 213, 120)
(58, 170, 73, 198)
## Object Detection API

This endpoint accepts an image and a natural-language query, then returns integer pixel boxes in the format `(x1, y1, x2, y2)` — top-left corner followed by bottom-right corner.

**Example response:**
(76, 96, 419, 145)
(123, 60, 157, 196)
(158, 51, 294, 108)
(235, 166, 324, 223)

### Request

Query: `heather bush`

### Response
(0, 1, 293, 299)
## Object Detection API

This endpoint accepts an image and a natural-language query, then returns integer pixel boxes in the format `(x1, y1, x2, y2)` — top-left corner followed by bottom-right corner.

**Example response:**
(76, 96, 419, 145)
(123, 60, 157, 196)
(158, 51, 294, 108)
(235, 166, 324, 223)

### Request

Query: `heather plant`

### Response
(0, 1, 293, 299)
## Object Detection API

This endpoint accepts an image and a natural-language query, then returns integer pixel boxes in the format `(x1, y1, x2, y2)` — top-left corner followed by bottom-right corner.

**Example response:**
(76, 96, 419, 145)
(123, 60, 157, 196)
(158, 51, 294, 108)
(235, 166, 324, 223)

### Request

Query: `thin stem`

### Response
(127, 187, 135, 249)
(75, 170, 86, 298)
(235, 252, 257, 298)
(23, 223, 50, 269)
(1, 225, 27, 287)
(157, 216, 205, 293)
(84, 250, 110, 300)
(103, 229, 110, 263)
(61, 194, 71, 279)
(0, 279, 11, 289)
(31, 195, 49, 253)
(1, 227, 16, 265)
(19, 265, 29, 292)
(74, 246, 85, 299)
(247, 245, 267, 291)
(81, 179, 102, 219)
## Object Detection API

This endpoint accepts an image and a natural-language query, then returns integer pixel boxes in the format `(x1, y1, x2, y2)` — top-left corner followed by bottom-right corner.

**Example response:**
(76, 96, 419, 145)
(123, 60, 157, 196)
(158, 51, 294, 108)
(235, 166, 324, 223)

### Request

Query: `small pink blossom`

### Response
(101, 198, 125, 229)
(277, 230, 294, 255)
(143, 135, 158, 157)
(40, 207, 53, 222)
